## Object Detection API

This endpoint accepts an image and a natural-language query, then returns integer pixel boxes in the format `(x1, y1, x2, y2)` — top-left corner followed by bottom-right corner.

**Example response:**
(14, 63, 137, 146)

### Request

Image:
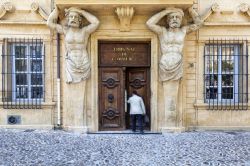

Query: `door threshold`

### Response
(88, 130, 161, 134)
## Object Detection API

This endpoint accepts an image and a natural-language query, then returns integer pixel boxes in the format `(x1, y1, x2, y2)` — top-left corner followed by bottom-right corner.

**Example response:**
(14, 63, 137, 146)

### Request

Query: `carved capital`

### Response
(202, 3, 220, 21)
(0, 2, 15, 19)
(115, 7, 134, 32)
(30, 2, 48, 20)
(239, 3, 250, 17)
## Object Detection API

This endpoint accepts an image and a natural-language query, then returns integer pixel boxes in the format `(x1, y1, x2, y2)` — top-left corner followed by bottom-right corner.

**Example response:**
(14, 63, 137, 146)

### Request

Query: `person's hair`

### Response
(132, 90, 138, 95)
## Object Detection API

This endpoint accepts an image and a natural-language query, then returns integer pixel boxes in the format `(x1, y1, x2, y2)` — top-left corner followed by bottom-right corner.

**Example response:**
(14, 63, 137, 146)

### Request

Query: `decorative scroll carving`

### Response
(115, 7, 134, 32)
(103, 107, 119, 119)
(202, 3, 220, 21)
(30, 2, 48, 20)
(130, 78, 145, 89)
(0, 2, 15, 19)
(239, 3, 250, 17)
(103, 77, 119, 88)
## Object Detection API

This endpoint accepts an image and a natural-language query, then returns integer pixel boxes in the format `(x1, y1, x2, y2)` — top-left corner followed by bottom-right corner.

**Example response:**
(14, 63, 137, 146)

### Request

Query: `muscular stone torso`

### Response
(158, 27, 186, 81)
(160, 28, 185, 54)
(63, 27, 90, 83)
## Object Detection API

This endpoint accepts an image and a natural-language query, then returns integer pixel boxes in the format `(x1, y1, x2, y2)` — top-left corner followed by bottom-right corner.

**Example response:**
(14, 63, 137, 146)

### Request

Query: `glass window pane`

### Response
(31, 87, 43, 99)
(222, 60, 234, 73)
(213, 60, 218, 73)
(30, 45, 42, 58)
(205, 75, 218, 86)
(16, 86, 28, 99)
(205, 46, 210, 55)
(210, 75, 218, 86)
(31, 74, 43, 85)
(212, 46, 218, 56)
(15, 59, 27, 72)
(31, 60, 42, 72)
(205, 75, 210, 86)
(205, 56, 209, 73)
(206, 88, 218, 99)
(222, 75, 233, 86)
(222, 87, 233, 99)
(15, 46, 26, 58)
(16, 74, 27, 85)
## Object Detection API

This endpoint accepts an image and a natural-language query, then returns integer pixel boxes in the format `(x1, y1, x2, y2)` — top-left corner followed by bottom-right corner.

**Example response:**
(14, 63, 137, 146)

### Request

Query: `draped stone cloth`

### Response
(65, 52, 90, 83)
(159, 52, 183, 82)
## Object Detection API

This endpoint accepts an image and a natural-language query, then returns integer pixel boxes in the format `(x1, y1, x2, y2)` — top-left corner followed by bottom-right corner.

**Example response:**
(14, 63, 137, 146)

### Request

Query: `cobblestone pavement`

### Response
(0, 129, 250, 166)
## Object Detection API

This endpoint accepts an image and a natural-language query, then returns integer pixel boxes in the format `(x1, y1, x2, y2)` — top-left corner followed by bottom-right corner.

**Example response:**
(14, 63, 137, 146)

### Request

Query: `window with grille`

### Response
(2, 38, 45, 109)
(204, 39, 248, 110)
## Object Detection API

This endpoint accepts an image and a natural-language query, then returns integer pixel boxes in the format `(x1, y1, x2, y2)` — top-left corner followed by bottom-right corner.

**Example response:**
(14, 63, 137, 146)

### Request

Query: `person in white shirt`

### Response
(127, 90, 146, 133)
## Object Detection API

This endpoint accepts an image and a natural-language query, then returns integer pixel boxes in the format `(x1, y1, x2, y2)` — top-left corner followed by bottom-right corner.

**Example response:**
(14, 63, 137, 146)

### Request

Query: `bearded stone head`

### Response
(166, 8, 184, 29)
(65, 7, 84, 28)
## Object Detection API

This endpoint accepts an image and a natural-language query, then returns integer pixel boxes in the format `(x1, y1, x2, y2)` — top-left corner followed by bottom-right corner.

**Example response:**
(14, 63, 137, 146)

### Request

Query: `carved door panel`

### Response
(99, 68, 125, 130)
(126, 68, 150, 129)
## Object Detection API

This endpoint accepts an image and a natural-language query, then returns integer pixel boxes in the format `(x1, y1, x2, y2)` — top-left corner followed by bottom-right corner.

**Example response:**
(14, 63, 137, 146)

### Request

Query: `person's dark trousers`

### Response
(131, 114, 144, 132)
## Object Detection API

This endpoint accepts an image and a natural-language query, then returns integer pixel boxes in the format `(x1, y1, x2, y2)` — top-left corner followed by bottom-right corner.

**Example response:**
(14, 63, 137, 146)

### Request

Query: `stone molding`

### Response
(239, 3, 250, 17)
(203, 3, 250, 26)
(0, 1, 48, 23)
(0, 125, 54, 130)
(202, 3, 219, 21)
(115, 7, 134, 32)
(0, 2, 15, 19)
(30, 2, 48, 20)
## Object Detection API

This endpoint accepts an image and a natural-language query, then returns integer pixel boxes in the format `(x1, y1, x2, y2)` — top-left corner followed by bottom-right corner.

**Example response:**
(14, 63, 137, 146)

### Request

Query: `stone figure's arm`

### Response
(184, 6, 203, 34)
(47, 7, 63, 34)
(146, 9, 172, 34)
(80, 10, 100, 35)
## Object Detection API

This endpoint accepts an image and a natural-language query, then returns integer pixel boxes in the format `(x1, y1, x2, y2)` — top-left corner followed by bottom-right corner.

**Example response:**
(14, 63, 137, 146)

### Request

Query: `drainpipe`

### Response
(56, 33, 61, 128)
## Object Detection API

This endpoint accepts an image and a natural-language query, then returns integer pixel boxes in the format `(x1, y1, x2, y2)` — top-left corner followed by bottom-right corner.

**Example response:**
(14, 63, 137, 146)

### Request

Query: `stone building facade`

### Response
(0, 0, 250, 133)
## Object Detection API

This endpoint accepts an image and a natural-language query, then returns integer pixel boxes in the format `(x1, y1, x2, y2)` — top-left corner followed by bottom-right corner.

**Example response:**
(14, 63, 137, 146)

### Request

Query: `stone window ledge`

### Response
(194, 102, 250, 110)
(0, 102, 56, 109)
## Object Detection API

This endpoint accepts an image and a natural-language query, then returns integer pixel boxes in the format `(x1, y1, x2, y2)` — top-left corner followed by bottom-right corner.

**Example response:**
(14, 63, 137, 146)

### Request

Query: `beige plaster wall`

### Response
(189, 0, 250, 130)
(0, 0, 55, 129)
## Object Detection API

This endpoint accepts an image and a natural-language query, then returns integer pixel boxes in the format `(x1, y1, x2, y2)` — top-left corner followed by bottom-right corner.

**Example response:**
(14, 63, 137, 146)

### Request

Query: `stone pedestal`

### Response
(163, 80, 179, 126)
(63, 81, 88, 133)
(161, 80, 185, 133)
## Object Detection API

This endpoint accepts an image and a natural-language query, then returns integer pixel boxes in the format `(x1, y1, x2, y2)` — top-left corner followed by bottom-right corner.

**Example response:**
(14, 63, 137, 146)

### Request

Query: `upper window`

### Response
(2, 38, 45, 109)
(204, 40, 248, 110)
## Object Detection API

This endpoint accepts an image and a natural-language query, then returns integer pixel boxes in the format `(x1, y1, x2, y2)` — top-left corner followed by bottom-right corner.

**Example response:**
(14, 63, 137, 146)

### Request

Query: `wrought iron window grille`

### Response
(1, 38, 45, 109)
(204, 39, 248, 110)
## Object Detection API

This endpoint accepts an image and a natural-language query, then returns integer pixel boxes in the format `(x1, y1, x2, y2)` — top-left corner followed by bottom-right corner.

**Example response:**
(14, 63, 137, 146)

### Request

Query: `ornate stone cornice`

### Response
(115, 7, 134, 32)
(0, 2, 15, 19)
(202, 3, 219, 21)
(239, 3, 250, 17)
(30, 2, 48, 20)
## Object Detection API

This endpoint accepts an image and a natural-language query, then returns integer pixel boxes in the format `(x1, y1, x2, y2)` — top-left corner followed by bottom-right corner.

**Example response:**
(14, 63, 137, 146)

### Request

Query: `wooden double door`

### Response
(99, 67, 150, 130)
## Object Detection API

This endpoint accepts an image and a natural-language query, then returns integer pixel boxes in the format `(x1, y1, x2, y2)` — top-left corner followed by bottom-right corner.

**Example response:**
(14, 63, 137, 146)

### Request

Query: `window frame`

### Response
(11, 43, 45, 102)
(205, 44, 240, 103)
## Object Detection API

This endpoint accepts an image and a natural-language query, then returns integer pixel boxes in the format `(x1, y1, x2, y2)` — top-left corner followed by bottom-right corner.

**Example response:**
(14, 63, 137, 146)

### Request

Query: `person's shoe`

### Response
(132, 130, 136, 132)
(140, 130, 144, 134)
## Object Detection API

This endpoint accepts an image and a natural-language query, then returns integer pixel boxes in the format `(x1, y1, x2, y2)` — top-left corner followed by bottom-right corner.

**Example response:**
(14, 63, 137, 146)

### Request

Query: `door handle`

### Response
(125, 90, 127, 112)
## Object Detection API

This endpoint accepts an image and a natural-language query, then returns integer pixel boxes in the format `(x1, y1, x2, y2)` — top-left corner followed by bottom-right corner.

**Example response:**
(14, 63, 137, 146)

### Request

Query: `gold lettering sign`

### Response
(99, 42, 150, 67)
(112, 47, 135, 61)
